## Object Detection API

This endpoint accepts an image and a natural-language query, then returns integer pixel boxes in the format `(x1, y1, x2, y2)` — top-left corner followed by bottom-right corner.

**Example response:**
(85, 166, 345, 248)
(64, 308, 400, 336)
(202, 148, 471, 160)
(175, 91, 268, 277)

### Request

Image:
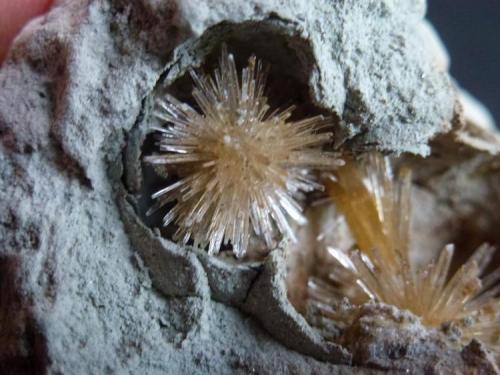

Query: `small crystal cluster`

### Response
(307, 153, 500, 360)
(145, 47, 341, 257)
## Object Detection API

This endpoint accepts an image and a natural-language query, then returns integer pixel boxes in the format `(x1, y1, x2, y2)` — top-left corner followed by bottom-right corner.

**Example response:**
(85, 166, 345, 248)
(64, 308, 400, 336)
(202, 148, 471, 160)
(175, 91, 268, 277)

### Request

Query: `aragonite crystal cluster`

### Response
(307, 153, 500, 361)
(145, 47, 342, 257)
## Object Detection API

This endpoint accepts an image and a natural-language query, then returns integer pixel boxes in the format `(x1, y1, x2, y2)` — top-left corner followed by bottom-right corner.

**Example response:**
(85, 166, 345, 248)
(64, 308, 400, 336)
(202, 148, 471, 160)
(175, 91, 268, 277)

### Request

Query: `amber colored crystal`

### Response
(308, 152, 499, 359)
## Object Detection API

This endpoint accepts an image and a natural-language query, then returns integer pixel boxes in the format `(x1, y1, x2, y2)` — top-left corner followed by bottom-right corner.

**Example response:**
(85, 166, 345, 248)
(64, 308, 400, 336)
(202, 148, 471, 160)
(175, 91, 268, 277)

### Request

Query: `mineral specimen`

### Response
(1, 0, 497, 373)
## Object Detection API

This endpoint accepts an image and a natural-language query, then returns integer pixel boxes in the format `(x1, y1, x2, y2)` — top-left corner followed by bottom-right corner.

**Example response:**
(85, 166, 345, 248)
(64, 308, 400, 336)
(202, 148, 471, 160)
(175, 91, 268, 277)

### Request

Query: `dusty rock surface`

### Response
(0, 0, 477, 373)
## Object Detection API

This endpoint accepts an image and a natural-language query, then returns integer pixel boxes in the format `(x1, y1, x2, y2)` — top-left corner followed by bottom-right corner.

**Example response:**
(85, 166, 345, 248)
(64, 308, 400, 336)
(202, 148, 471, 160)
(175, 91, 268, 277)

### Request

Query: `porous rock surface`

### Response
(0, 0, 463, 373)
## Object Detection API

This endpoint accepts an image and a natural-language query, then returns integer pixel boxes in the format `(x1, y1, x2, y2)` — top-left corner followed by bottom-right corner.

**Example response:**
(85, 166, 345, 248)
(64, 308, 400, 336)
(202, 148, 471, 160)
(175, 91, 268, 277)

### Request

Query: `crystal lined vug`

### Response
(145, 47, 342, 257)
(308, 153, 500, 360)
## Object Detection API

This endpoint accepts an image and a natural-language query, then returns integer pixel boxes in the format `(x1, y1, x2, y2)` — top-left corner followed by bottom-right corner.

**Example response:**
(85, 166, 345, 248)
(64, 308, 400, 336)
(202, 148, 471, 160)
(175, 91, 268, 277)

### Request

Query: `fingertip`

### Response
(0, 0, 53, 63)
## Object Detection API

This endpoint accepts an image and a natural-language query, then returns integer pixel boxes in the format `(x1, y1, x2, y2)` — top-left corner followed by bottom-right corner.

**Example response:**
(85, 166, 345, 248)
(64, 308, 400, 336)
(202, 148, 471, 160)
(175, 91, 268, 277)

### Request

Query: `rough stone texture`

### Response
(340, 303, 499, 374)
(0, 0, 474, 373)
(242, 250, 352, 364)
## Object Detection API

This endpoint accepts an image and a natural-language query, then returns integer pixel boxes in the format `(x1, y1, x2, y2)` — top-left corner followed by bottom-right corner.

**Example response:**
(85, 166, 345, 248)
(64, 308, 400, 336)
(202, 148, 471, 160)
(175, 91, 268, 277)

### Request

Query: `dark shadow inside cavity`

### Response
(136, 21, 337, 257)
(164, 21, 332, 122)
(138, 133, 177, 238)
